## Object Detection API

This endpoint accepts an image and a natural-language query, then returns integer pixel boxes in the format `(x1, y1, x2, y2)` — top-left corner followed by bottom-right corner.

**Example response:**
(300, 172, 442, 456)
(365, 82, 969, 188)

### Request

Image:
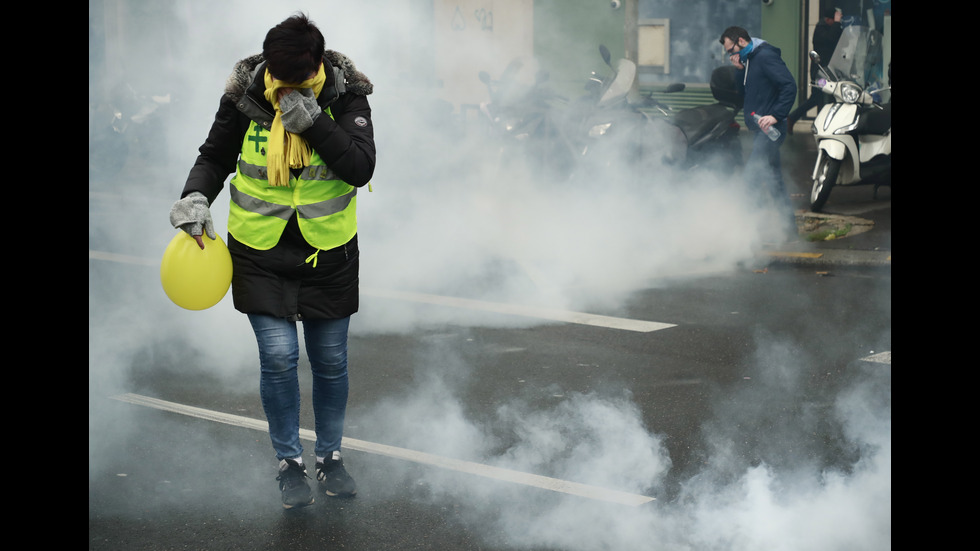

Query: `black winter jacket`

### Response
(180, 51, 376, 320)
(812, 20, 843, 72)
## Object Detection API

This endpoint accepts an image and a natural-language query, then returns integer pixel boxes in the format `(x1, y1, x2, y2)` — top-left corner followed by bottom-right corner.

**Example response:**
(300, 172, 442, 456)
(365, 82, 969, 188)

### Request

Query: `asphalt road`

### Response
(89, 261, 890, 550)
(89, 125, 890, 550)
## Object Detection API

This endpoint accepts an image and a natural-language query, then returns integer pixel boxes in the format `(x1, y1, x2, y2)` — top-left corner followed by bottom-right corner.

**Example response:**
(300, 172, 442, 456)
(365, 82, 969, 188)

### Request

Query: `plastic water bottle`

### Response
(751, 112, 781, 141)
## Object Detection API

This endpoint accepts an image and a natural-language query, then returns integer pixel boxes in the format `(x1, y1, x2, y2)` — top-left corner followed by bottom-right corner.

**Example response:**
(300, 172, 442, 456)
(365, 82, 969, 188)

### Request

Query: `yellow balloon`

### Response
(160, 231, 233, 310)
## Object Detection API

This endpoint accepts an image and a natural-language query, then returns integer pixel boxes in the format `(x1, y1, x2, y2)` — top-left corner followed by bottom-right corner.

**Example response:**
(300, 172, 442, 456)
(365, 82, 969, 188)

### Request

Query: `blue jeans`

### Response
(745, 121, 795, 231)
(247, 314, 351, 461)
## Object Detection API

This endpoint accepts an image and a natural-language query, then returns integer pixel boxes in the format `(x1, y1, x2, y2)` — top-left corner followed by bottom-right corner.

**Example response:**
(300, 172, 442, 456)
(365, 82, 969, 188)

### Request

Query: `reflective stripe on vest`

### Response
(228, 107, 357, 251)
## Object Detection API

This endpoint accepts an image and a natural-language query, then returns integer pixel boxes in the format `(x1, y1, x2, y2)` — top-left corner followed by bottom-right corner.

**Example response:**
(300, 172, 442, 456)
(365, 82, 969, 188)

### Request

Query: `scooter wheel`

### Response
(810, 155, 840, 212)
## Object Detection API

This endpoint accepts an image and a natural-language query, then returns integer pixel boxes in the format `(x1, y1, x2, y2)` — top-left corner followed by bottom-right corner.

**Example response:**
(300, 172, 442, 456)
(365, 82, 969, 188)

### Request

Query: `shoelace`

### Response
(277, 463, 310, 487)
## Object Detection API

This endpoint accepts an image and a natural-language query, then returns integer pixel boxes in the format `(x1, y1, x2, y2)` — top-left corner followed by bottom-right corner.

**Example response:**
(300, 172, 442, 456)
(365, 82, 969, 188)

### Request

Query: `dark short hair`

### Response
(262, 13, 325, 83)
(719, 26, 750, 46)
(822, 8, 838, 19)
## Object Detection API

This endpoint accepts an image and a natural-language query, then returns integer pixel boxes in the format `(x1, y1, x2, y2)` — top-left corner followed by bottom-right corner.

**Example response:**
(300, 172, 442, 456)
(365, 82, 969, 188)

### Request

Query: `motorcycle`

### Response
(477, 46, 687, 182)
(573, 45, 686, 173)
(642, 64, 744, 171)
(807, 25, 891, 212)
(478, 57, 578, 181)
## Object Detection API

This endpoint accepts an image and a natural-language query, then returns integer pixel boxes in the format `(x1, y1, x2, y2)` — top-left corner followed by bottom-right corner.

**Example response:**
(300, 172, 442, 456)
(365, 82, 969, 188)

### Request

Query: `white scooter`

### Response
(808, 26, 890, 212)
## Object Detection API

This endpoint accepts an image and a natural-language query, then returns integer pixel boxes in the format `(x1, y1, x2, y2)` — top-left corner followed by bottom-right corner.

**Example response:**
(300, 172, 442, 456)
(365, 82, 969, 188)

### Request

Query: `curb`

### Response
(761, 248, 891, 268)
(756, 210, 890, 268)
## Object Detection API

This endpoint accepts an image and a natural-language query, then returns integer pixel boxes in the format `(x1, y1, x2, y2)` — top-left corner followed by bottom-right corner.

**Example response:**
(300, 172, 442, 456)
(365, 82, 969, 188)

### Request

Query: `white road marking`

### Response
(362, 287, 676, 333)
(109, 392, 655, 506)
(861, 351, 891, 365)
(89, 250, 160, 266)
(89, 250, 678, 333)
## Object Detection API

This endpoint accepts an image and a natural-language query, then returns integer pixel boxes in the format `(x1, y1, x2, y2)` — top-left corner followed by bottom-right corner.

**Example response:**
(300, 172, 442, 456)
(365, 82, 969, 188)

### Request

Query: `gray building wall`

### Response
(638, 0, 760, 86)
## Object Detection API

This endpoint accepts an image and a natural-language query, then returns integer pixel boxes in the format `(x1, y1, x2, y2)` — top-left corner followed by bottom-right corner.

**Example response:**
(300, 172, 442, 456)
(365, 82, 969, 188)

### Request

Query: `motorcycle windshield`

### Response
(826, 26, 886, 90)
(598, 58, 636, 107)
(495, 56, 543, 107)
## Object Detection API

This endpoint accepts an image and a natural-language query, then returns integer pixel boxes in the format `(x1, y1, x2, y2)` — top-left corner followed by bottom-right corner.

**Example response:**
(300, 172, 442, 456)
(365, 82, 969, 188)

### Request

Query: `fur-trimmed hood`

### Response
(224, 49, 373, 102)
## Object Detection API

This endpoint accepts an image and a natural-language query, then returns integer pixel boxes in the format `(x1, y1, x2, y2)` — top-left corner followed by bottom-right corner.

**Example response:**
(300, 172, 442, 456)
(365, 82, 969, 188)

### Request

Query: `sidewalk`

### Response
(756, 128, 891, 269)
(760, 207, 892, 268)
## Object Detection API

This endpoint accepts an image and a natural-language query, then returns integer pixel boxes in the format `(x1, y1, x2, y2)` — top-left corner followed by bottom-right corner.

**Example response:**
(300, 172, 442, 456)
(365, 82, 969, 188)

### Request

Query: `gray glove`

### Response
(278, 88, 321, 133)
(170, 191, 216, 240)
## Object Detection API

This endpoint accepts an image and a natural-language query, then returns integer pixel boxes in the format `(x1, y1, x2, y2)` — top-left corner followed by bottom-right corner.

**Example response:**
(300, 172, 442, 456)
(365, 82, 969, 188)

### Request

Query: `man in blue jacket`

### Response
(719, 26, 797, 237)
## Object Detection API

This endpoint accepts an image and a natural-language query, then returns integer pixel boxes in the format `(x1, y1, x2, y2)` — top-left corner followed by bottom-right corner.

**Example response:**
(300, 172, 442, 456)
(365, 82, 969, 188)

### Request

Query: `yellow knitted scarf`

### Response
(262, 63, 327, 187)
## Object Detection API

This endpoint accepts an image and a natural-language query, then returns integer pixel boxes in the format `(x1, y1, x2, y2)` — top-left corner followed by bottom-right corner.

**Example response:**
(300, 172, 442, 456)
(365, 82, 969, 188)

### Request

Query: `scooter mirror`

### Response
(809, 50, 821, 64)
(479, 71, 491, 85)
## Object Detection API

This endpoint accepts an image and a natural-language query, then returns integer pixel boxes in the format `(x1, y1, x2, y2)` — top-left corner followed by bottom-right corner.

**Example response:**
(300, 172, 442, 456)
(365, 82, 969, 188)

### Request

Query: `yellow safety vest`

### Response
(228, 108, 357, 252)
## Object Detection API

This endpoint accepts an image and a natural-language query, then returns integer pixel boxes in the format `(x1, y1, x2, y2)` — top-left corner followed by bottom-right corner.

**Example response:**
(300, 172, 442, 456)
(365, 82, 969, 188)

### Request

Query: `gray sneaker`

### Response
(276, 458, 314, 509)
(315, 451, 357, 497)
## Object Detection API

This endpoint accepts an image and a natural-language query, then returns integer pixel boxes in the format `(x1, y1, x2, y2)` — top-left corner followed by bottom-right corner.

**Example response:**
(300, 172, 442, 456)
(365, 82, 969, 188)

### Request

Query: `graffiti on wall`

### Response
(434, 0, 533, 107)
(451, 5, 494, 32)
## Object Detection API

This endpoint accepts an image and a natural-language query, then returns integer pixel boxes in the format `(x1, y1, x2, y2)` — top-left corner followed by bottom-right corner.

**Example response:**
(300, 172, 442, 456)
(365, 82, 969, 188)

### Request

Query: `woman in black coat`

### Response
(169, 13, 375, 509)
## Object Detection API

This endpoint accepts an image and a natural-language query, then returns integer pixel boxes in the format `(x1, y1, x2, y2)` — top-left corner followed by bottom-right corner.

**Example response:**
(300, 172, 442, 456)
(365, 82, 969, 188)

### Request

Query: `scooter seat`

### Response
(856, 102, 891, 135)
(671, 104, 734, 145)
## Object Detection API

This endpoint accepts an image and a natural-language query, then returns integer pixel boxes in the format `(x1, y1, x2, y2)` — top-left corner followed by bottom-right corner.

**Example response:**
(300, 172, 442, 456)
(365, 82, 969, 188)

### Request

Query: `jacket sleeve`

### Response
(302, 93, 376, 187)
(181, 95, 248, 204)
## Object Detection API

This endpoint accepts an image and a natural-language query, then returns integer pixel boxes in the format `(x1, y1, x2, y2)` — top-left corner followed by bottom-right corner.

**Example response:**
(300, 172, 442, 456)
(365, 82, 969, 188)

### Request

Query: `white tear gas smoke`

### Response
(345, 332, 889, 551)
(90, 2, 889, 549)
